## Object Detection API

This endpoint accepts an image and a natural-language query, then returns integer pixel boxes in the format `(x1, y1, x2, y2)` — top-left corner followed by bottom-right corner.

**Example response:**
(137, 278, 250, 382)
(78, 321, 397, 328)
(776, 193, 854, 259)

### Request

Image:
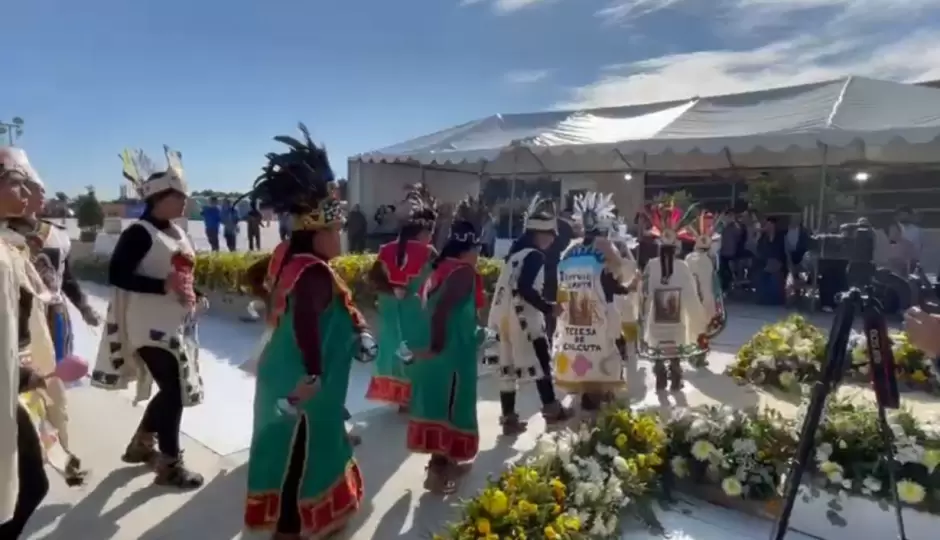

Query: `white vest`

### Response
(641, 257, 707, 352)
(488, 248, 546, 388)
(552, 243, 623, 389)
(93, 221, 204, 406)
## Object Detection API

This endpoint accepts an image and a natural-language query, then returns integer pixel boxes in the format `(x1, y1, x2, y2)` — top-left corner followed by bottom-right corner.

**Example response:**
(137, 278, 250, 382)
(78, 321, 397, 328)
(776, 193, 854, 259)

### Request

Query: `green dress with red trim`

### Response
(366, 240, 434, 406)
(406, 259, 484, 462)
(245, 254, 365, 535)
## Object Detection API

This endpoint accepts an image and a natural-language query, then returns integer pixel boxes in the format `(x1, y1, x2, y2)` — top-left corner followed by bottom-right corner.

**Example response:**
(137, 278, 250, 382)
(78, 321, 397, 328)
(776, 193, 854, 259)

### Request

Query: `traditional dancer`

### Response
(365, 184, 437, 412)
(408, 195, 489, 494)
(91, 149, 207, 488)
(611, 222, 641, 362)
(488, 194, 571, 435)
(684, 209, 726, 340)
(640, 201, 708, 391)
(243, 124, 376, 539)
(553, 192, 636, 411)
(0, 148, 91, 489)
(0, 150, 50, 538)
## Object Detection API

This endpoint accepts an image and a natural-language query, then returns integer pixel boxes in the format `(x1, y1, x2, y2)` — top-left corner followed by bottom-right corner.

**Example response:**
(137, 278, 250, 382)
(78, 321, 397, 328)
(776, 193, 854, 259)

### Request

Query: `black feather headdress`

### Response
(251, 123, 344, 230)
(448, 194, 489, 245)
(403, 183, 438, 229)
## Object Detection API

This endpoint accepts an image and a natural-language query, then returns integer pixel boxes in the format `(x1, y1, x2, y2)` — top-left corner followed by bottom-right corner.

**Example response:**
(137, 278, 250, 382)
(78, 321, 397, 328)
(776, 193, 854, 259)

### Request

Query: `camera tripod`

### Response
(770, 267, 907, 540)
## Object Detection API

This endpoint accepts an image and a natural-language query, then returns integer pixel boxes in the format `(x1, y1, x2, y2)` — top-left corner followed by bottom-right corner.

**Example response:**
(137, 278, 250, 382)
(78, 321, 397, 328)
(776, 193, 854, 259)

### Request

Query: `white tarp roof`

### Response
(356, 76, 940, 173)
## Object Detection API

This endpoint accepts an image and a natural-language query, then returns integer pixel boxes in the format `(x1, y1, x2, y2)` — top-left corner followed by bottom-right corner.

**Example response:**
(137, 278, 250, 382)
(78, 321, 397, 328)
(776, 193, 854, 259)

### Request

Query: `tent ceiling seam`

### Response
(826, 76, 853, 129)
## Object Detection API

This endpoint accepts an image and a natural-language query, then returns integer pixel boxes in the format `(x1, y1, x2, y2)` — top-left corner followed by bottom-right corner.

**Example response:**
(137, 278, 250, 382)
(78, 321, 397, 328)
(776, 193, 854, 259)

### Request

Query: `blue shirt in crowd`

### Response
(202, 205, 221, 232)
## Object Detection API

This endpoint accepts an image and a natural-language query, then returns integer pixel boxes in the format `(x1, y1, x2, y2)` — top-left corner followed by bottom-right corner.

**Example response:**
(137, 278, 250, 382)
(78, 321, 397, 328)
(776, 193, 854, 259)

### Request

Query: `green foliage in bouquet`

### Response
(725, 315, 828, 390)
(850, 330, 938, 392)
(70, 250, 502, 308)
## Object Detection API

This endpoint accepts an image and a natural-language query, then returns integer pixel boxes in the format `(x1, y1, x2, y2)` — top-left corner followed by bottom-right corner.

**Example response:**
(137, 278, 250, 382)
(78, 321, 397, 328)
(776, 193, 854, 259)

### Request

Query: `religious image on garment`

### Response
(653, 288, 682, 324)
(567, 291, 596, 326)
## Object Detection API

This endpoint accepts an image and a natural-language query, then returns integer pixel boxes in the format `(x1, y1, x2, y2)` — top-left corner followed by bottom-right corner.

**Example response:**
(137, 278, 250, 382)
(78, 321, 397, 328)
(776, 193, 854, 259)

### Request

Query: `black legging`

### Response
(500, 337, 557, 416)
(137, 346, 185, 457)
(277, 419, 308, 534)
(0, 405, 50, 538)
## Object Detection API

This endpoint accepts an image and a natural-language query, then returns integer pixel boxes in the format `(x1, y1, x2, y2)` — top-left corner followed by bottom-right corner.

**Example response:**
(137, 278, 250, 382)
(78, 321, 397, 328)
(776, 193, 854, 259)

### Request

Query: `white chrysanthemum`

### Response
(691, 440, 717, 461)
(778, 371, 797, 389)
(671, 456, 690, 478)
(819, 461, 844, 484)
(612, 455, 629, 475)
(897, 480, 926, 504)
(721, 476, 744, 497)
(863, 476, 882, 494)
(815, 442, 833, 463)
(732, 438, 758, 456)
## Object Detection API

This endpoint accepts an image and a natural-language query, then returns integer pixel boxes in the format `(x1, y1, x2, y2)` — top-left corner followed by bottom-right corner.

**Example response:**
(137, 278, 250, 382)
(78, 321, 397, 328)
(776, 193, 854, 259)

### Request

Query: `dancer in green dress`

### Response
(243, 124, 377, 540)
(366, 184, 437, 412)
(408, 196, 490, 494)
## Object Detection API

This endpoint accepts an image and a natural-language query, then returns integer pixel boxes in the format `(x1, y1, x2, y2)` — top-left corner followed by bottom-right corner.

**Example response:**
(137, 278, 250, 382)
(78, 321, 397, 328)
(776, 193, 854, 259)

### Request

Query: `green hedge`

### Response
(71, 251, 502, 307)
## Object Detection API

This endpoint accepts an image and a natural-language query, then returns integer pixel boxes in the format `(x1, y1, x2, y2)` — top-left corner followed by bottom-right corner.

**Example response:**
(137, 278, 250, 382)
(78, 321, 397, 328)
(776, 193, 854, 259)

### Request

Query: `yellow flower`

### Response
(615, 433, 628, 449)
(476, 518, 491, 534)
(721, 476, 743, 497)
(912, 370, 928, 384)
(560, 515, 581, 531)
(897, 480, 926, 504)
(481, 489, 509, 517)
(551, 503, 562, 515)
(543, 525, 559, 539)
(691, 439, 717, 461)
(517, 500, 538, 516)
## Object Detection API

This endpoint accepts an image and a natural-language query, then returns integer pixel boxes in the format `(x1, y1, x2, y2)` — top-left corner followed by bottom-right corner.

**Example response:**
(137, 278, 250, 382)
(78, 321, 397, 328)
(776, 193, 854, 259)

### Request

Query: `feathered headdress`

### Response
(120, 146, 187, 199)
(250, 123, 344, 231)
(0, 147, 43, 187)
(572, 192, 615, 233)
(403, 183, 438, 229)
(523, 193, 557, 232)
(646, 200, 697, 246)
(448, 194, 489, 246)
(686, 209, 716, 249)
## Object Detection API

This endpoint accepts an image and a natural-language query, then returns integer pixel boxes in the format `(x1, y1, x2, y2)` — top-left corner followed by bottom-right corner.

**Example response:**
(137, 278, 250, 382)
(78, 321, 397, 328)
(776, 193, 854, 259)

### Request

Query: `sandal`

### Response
(500, 414, 528, 436)
(154, 455, 204, 490)
(423, 462, 457, 494)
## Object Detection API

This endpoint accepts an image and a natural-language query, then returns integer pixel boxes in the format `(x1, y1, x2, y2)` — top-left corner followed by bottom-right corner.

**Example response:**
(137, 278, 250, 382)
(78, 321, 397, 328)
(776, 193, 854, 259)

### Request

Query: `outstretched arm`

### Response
(61, 258, 91, 311)
(291, 264, 334, 377)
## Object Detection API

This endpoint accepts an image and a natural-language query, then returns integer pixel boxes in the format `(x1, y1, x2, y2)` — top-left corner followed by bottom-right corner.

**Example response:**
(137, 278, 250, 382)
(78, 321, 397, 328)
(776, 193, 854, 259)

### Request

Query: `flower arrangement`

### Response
(435, 408, 667, 540)
(664, 405, 795, 502)
(725, 315, 828, 390)
(849, 330, 938, 392)
(436, 398, 940, 537)
(800, 397, 940, 511)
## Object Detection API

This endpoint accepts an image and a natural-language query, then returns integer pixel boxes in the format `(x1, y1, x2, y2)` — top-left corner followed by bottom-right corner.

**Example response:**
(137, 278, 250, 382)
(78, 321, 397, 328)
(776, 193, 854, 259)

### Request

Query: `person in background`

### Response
(718, 209, 740, 292)
(278, 212, 291, 241)
(756, 217, 787, 305)
(433, 202, 454, 252)
(347, 204, 368, 253)
(544, 209, 573, 339)
(881, 220, 916, 277)
(896, 206, 923, 265)
(479, 211, 496, 258)
(245, 201, 264, 252)
(221, 199, 239, 252)
(784, 215, 811, 298)
(200, 196, 221, 252)
(634, 209, 657, 270)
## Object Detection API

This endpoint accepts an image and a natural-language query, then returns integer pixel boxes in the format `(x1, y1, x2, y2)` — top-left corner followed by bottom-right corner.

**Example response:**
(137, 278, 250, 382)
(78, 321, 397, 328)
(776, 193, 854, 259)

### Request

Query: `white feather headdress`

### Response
(572, 192, 615, 233)
(523, 193, 557, 232)
(120, 145, 187, 200)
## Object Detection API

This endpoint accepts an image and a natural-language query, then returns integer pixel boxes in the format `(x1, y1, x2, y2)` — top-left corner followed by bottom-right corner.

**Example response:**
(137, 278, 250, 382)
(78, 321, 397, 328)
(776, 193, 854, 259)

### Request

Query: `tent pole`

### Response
(812, 144, 829, 311)
(509, 151, 518, 238)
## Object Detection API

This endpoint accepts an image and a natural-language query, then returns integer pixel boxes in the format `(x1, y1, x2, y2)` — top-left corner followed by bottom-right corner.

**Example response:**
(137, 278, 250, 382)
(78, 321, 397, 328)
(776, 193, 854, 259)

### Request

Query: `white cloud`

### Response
(505, 69, 553, 85)
(560, 1, 940, 108)
(461, 0, 553, 14)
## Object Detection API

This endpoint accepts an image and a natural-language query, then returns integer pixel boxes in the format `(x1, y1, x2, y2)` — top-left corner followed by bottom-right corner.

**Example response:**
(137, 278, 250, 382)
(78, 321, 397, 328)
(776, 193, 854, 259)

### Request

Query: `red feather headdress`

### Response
(645, 200, 698, 244)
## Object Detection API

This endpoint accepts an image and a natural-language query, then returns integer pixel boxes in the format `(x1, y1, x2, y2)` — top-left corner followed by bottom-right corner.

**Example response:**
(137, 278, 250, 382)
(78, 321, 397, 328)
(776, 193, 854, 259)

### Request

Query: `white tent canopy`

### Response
(355, 76, 940, 174)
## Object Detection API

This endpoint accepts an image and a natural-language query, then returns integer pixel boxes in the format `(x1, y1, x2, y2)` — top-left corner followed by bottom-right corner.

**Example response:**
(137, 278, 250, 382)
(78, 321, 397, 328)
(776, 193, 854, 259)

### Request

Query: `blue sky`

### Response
(5, 0, 940, 198)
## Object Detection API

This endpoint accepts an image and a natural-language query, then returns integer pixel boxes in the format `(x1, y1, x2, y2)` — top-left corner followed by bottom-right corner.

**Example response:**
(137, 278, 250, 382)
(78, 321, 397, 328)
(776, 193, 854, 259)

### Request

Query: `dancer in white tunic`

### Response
(4, 148, 97, 486)
(553, 192, 637, 410)
(488, 195, 572, 435)
(0, 149, 50, 538)
(91, 148, 207, 489)
(684, 209, 726, 341)
(611, 223, 640, 362)
(640, 201, 707, 391)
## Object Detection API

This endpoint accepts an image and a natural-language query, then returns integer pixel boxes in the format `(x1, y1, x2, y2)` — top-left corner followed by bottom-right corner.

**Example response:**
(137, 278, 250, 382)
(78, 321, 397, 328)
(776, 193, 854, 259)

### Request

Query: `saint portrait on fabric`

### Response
(653, 288, 681, 324)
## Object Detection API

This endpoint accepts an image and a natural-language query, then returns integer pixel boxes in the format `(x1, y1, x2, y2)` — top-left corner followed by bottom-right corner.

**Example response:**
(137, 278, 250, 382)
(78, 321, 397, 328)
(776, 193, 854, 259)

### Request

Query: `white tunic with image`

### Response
(92, 220, 204, 407)
(641, 257, 707, 353)
(552, 243, 624, 389)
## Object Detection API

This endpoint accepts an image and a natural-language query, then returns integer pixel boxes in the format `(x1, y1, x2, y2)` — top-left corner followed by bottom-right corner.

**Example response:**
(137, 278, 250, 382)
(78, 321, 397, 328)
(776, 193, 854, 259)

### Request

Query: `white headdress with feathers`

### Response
(120, 145, 187, 199)
(572, 192, 615, 233)
(523, 193, 557, 232)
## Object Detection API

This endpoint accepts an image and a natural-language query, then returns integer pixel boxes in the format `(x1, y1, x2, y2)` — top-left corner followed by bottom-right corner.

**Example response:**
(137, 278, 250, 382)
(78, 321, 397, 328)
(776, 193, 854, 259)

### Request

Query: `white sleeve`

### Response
(0, 242, 20, 523)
